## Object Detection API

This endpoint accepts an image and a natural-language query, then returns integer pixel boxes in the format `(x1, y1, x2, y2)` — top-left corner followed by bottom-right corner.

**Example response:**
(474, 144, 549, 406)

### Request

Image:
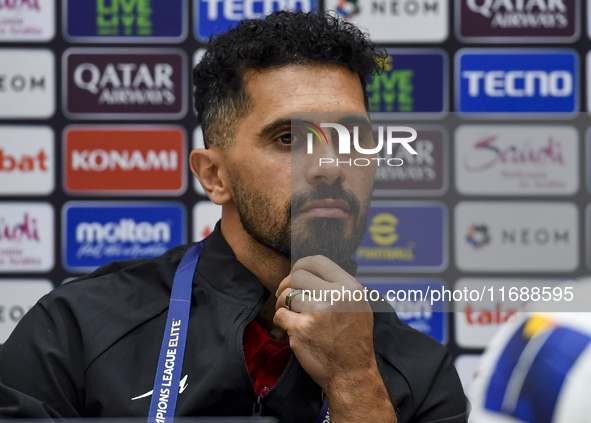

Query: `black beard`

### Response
(228, 166, 291, 259)
(229, 166, 369, 268)
(290, 182, 369, 268)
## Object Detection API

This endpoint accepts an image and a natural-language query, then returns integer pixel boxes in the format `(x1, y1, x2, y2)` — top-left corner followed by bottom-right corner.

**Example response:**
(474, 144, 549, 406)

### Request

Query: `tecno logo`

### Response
(202, 0, 312, 20)
(64, 127, 185, 194)
(76, 219, 171, 244)
(457, 50, 577, 113)
(462, 70, 572, 97)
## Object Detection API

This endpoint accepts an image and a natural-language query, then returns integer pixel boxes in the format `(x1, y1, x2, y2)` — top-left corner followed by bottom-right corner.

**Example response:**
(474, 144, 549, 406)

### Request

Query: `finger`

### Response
(291, 269, 333, 292)
(276, 287, 292, 311)
(275, 273, 291, 298)
(273, 307, 299, 331)
(291, 255, 351, 284)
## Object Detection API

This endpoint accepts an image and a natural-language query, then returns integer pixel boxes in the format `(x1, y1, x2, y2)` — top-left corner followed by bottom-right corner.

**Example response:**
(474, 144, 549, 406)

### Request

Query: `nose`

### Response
(303, 129, 346, 186)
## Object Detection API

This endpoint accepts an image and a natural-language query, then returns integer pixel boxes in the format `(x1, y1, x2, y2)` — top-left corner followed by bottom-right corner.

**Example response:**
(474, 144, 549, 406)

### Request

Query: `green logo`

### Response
(367, 56, 414, 112)
(97, 0, 154, 36)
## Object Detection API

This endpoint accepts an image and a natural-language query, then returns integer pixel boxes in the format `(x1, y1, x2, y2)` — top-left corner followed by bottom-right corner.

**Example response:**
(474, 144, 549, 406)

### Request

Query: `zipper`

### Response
(241, 292, 295, 418)
(251, 395, 262, 421)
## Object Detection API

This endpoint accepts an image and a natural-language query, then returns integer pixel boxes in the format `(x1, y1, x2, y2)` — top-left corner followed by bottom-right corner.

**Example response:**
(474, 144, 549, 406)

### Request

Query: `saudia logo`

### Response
(462, 136, 564, 172)
(96, 0, 154, 36)
(356, 213, 415, 261)
(0, 0, 40, 10)
(305, 122, 417, 167)
(466, 0, 568, 29)
(73, 62, 175, 105)
(0, 213, 40, 243)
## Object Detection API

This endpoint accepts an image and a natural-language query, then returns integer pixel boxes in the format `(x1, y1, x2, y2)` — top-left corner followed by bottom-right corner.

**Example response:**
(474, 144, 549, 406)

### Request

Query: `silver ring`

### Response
(285, 288, 303, 311)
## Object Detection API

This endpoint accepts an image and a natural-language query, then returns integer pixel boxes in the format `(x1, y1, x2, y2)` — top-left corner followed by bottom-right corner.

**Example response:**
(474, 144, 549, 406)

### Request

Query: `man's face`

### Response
(224, 64, 376, 267)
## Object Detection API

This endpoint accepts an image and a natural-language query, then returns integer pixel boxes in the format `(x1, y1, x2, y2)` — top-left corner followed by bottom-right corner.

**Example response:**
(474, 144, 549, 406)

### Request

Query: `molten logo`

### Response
(76, 219, 171, 244)
(65, 127, 185, 194)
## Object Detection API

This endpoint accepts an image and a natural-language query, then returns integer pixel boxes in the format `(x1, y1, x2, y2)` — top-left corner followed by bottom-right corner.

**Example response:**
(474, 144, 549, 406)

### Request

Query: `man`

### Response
(0, 10, 468, 423)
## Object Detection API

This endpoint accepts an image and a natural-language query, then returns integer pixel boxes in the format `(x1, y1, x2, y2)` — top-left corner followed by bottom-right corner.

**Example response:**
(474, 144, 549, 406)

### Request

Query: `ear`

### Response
(190, 146, 233, 205)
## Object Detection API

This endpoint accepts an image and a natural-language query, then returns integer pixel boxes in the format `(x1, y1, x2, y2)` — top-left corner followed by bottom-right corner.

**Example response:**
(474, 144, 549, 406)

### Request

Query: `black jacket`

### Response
(0, 224, 468, 422)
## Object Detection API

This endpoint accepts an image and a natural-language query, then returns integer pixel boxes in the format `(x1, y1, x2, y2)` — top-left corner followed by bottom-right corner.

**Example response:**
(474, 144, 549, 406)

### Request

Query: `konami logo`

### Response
(0, 127, 54, 195)
(64, 127, 185, 195)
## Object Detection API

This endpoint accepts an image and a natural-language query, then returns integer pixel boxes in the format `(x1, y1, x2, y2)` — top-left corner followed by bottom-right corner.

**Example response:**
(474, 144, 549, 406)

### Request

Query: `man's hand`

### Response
(274, 255, 396, 423)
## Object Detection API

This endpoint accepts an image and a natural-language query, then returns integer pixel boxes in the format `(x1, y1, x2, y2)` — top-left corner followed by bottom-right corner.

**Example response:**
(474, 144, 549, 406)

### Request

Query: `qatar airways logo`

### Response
(64, 49, 187, 119)
(305, 122, 418, 167)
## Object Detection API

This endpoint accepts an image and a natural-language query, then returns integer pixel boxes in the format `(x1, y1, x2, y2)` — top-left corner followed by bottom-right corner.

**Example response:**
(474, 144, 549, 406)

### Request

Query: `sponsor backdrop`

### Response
(2, 0, 591, 395)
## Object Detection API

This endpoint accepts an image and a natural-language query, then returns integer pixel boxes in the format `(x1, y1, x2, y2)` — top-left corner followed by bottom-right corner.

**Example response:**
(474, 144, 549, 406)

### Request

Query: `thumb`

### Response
(273, 307, 299, 332)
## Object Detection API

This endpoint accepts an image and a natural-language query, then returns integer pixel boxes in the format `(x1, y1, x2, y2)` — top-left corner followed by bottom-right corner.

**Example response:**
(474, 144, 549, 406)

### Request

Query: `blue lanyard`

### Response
(148, 240, 206, 423)
(147, 238, 330, 422)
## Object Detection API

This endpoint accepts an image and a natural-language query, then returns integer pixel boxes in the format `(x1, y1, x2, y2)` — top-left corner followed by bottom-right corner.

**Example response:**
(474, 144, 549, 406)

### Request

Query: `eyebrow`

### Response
(255, 115, 372, 138)
(255, 117, 293, 138)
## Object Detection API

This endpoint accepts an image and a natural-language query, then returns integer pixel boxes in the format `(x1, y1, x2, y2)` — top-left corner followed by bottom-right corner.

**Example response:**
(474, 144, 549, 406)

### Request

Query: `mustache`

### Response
(290, 183, 361, 217)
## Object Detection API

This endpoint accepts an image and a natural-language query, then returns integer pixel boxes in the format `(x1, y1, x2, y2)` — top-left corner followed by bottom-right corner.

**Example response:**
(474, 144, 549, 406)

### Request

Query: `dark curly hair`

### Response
(193, 10, 386, 149)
